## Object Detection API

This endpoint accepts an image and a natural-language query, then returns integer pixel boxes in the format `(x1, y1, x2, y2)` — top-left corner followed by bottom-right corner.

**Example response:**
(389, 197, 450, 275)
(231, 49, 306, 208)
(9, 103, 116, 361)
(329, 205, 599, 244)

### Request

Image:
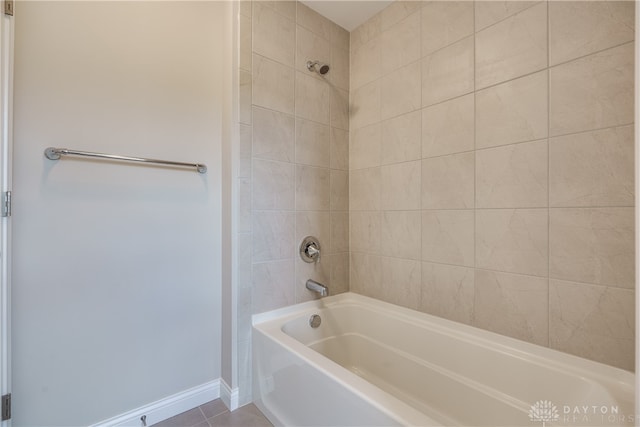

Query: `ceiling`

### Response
(300, 0, 393, 32)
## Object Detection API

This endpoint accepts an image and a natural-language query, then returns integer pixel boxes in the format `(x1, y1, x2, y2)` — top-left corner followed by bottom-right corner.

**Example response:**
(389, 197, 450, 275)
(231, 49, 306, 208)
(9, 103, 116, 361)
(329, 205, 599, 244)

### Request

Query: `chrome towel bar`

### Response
(44, 147, 207, 174)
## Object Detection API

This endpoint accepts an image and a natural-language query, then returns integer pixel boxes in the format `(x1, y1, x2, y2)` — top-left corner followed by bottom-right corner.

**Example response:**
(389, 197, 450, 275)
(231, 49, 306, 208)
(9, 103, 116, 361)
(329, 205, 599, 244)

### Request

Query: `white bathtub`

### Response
(252, 292, 634, 426)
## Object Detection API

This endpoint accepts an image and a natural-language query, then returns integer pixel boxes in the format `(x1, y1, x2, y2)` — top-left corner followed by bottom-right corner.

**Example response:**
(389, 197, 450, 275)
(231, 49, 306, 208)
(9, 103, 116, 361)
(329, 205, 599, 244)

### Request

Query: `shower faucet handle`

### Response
(300, 236, 321, 263)
(307, 243, 320, 257)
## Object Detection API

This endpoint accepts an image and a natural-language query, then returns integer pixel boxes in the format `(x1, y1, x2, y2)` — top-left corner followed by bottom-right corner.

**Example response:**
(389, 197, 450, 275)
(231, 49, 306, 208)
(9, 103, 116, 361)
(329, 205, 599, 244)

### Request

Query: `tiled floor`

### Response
(154, 400, 273, 427)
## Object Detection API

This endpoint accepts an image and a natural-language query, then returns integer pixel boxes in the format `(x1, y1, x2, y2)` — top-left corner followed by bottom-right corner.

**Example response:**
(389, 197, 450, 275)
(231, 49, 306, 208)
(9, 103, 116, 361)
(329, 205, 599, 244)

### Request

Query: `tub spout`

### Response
(306, 279, 328, 297)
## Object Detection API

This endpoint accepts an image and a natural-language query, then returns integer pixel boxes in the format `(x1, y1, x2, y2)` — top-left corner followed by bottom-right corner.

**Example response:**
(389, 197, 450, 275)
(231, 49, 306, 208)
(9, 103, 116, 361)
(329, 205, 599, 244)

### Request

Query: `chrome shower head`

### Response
(307, 60, 330, 75)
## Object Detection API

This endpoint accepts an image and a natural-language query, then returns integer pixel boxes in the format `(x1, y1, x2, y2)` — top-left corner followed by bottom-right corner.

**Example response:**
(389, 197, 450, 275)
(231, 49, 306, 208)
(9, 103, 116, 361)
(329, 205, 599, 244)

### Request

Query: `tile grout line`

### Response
(472, 0, 477, 326)
(249, 0, 256, 318)
(198, 406, 208, 427)
(246, 0, 255, 385)
(375, 14, 382, 299)
(547, 0, 551, 348)
(548, 39, 634, 71)
(351, 253, 634, 292)
(347, 120, 635, 173)
(418, 0, 423, 311)
(474, 0, 542, 35)
(352, 23, 630, 98)
(327, 16, 335, 283)
(293, 3, 299, 304)
(353, 0, 547, 96)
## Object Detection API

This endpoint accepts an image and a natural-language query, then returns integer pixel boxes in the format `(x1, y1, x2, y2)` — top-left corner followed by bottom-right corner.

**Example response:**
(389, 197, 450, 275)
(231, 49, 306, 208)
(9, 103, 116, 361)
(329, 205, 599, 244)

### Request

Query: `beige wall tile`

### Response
(421, 1, 474, 57)
(381, 61, 421, 120)
(297, 2, 332, 40)
(252, 260, 295, 313)
(239, 70, 252, 124)
(237, 286, 253, 344)
(422, 152, 474, 209)
(239, 1, 251, 18)
(476, 2, 547, 89)
(475, 1, 539, 31)
(381, 160, 421, 210)
(422, 36, 474, 106)
(295, 25, 330, 75)
(295, 71, 329, 124)
(295, 211, 330, 252)
(259, 1, 296, 20)
(350, 123, 381, 170)
(350, 167, 381, 211)
(330, 127, 349, 170)
(239, 295, 253, 350)
(549, 1, 635, 66)
(382, 111, 421, 165)
(549, 207, 634, 289)
(252, 159, 295, 210)
(330, 169, 349, 211)
(476, 71, 548, 149)
(381, 0, 422, 31)
(239, 124, 251, 178)
(331, 22, 350, 51)
(329, 47, 350, 91)
(295, 211, 331, 300)
(549, 43, 634, 136)
(476, 140, 548, 208)
(239, 14, 252, 72)
(329, 253, 350, 295)
(252, 211, 295, 262)
(350, 13, 381, 52)
(421, 262, 475, 324)
(295, 165, 330, 211)
(330, 87, 350, 130)
(379, 257, 422, 310)
(380, 211, 421, 260)
(550, 280, 634, 371)
(237, 339, 252, 404)
(330, 212, 349, 253)
(253, 2, 295, 67)
(550, 126, 634, 207)
(350, 252, 381, 294)
(295, 118, 330, 167)
(253, 54, 295, 114)
(380, 11, 421, 75)
(351, 80, 381, 130)
(422, 210, 474, 267)
(296, 254, 331, 303)
(252, 107, 294, 162)
(351, 36, 381, 90)
(350, 211, 381, 254)
(238, 178, 251, 233)
(238, 232, 252, 289)
(476, 209, 548, 276)
(422, 93, 474, 158)
(474, 269, 549, 346)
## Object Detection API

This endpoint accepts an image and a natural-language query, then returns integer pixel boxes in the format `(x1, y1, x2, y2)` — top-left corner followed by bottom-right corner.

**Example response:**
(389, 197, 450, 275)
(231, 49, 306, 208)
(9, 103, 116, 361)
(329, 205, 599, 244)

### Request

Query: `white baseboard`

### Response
(91, 379, 220, 427)
(220, 379, 239, 411)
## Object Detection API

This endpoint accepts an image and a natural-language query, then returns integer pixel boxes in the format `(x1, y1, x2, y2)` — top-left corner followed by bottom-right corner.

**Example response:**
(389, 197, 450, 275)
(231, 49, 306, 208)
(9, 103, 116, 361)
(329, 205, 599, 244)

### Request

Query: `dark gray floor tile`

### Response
(208, 404, 272, 427)
(154, 407, 207, 427)
(200, 399, 229, 419)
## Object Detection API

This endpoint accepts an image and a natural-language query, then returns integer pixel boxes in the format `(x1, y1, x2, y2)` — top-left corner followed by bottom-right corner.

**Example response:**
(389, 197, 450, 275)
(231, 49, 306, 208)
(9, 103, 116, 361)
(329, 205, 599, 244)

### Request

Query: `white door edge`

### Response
(0, 4, 13, 427)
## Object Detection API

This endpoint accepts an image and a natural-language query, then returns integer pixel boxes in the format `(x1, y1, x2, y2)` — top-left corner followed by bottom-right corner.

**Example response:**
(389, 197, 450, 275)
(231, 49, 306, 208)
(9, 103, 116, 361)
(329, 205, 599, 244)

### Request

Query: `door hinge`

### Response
(3, 0, 12, 16)
(1, 393, 10, 421)
(1, 191, 11, 217)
